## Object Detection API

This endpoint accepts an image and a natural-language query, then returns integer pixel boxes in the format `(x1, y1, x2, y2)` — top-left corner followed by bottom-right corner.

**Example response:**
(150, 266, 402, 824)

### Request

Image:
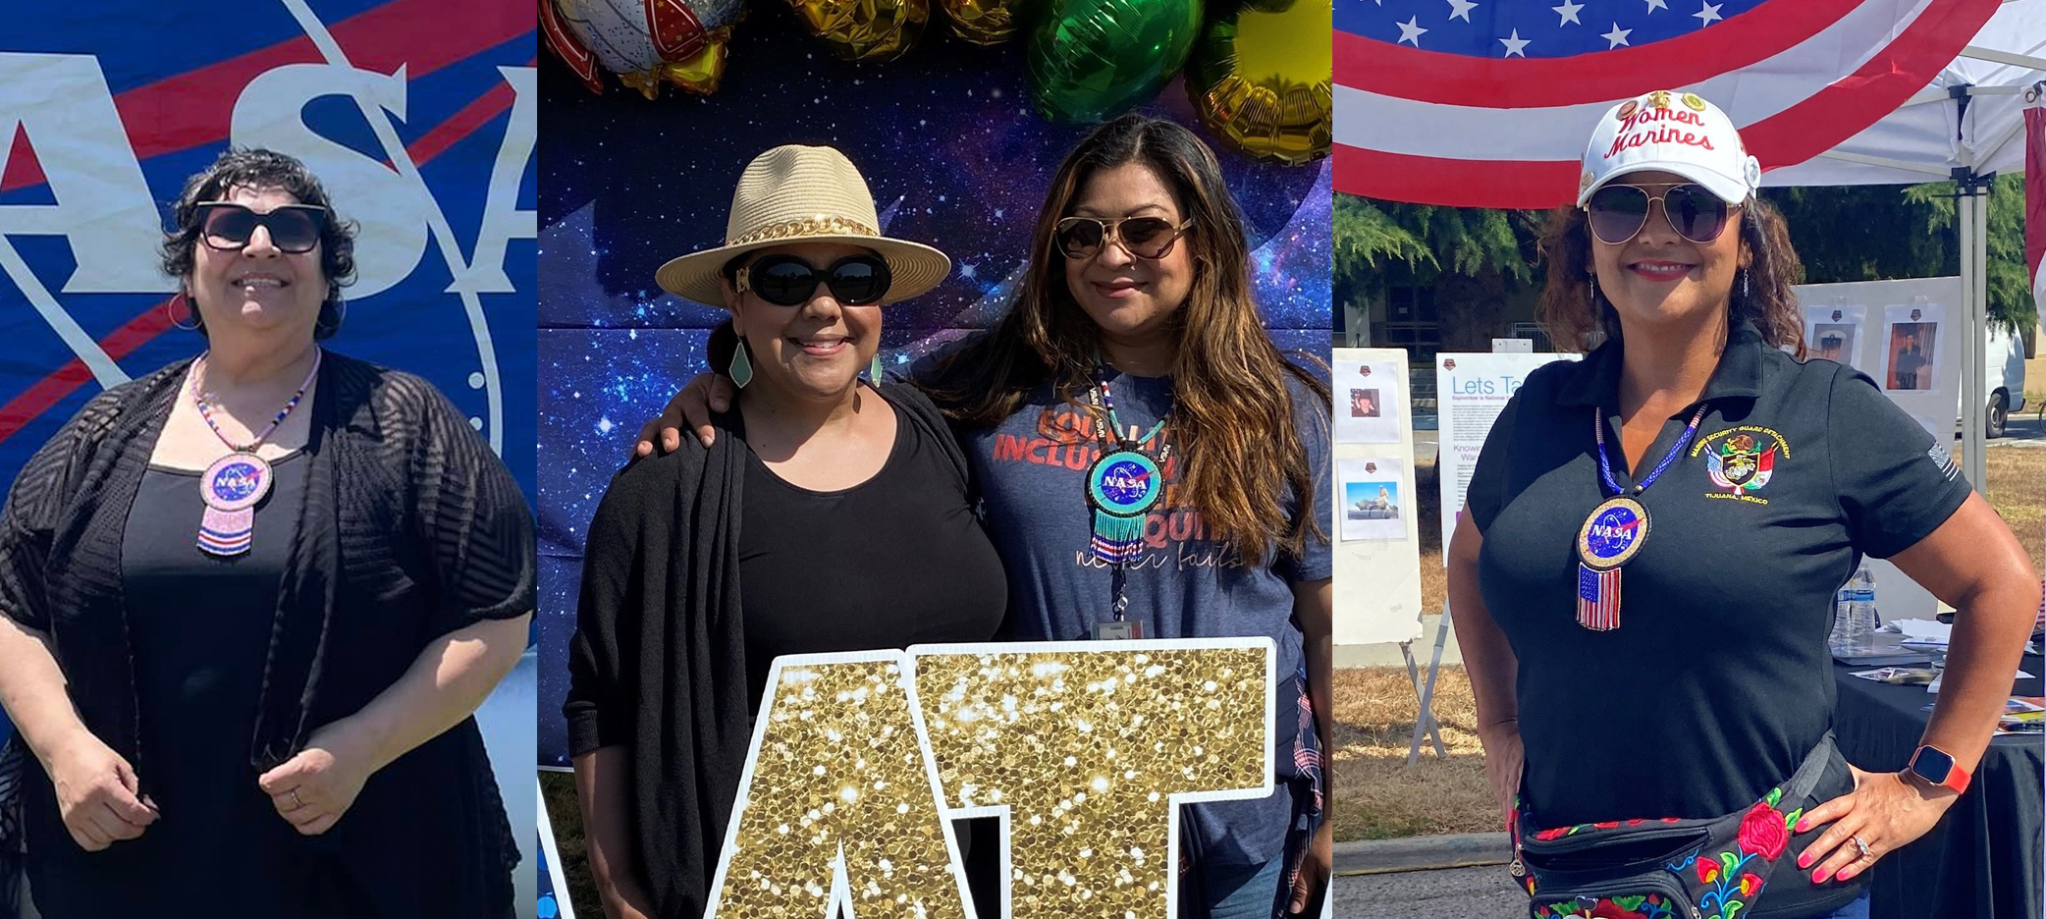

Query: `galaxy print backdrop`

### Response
(536, 2, 1332, 770)
(1, 3, 539, 912)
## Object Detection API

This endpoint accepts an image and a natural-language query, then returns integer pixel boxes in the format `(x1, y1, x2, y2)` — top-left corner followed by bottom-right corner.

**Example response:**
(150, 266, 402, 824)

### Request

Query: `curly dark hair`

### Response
(1535, 194, 1805, 357)
(160, 148, 358, 339)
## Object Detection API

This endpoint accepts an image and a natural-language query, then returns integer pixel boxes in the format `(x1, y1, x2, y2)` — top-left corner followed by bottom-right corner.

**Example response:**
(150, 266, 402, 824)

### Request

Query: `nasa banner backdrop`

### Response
(0, 2, 537, 730)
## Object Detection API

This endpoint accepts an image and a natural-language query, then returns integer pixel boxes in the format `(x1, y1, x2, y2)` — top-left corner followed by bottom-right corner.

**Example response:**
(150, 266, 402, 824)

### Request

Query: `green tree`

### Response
(1338, 179, 2035, 336)
(1331, 194, 1539, 311)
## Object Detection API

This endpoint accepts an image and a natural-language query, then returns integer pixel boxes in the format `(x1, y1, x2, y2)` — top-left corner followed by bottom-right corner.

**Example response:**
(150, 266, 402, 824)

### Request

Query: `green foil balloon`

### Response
(1027, 0, 1204, 124)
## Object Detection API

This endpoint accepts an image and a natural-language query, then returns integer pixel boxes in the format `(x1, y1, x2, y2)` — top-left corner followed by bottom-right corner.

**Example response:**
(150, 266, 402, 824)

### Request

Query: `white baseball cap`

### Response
(1577, 90, 1763, 207)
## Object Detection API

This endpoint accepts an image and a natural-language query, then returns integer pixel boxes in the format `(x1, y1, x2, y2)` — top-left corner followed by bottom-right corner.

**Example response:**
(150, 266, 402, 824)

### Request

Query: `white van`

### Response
(1982, 327, 2028, 438)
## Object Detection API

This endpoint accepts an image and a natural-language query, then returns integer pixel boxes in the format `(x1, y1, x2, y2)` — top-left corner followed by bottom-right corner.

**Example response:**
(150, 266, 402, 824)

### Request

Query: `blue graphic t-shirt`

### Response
(923, 359, 1333, 867)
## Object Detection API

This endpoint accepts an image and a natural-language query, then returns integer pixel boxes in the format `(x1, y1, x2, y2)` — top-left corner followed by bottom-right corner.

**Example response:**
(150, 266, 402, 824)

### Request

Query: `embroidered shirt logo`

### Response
(1693, 426, 1792, 505)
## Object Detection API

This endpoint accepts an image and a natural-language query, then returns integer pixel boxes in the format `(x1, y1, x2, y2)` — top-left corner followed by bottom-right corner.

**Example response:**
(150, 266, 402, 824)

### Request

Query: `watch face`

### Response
(1911, 746, 1957, 784)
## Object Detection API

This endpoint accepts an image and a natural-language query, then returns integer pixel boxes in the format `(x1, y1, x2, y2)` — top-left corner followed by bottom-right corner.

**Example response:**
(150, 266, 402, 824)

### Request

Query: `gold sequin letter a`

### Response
(706, 652, 974, 919)
(913, 640, 1275, 919)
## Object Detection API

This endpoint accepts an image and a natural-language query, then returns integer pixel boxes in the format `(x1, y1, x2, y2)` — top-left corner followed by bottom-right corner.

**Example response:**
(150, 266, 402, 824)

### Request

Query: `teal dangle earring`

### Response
(730, 337, 753, 389)
(869, 352, 884, 384)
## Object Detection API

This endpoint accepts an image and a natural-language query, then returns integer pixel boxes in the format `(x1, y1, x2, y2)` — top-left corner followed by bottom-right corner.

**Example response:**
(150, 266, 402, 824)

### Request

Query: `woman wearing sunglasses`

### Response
(0, 149, 533, 917)
(1447, 91, 2038, 919)
(635, 115, 1334, 919)
(565, 145, 1008, 919)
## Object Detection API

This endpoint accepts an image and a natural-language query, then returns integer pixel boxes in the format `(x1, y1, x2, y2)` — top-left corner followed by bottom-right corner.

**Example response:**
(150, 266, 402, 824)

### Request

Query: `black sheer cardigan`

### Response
(0, 352, 534, 918)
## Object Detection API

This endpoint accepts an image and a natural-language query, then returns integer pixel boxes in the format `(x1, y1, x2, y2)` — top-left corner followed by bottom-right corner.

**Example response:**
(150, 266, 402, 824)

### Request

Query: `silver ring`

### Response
(290, 789, 305, 810)
(1852, 835, 1873, 859)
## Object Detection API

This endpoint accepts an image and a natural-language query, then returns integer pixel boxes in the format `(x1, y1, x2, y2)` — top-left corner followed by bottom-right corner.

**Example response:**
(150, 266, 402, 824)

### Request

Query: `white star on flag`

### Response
(1642, 0, 1669, 10)
(1552, 0, 1583, 25)
(1446, 0, 1477, 22)
(1396, 15, 1428, 45)
(1602, 22, 1632, 47)
(1695, 1, 1724, 24)
(1500, 29, 1531, 57)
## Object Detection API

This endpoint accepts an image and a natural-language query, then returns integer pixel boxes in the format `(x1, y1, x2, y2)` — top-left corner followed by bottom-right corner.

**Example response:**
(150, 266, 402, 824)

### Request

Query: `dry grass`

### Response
(1333, 442, 2043, 844)
(1330, 665, 1498, 841)
(1963, 443, 2043, 574)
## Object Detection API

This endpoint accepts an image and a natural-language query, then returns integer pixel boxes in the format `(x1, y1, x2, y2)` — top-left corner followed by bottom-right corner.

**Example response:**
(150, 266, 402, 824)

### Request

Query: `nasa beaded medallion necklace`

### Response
(1575, 402, 1706, 630)
(190, 348, 321, 557)
(1084, 369, 1170, 628)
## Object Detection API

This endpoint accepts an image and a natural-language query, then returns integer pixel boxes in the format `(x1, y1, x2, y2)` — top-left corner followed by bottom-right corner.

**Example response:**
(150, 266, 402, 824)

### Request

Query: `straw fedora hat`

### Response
(654, 145, 951, 306)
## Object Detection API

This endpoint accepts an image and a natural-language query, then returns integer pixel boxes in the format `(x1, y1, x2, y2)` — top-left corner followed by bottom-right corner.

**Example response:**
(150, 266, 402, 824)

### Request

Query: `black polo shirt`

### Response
(1468, 320, 1971, 827)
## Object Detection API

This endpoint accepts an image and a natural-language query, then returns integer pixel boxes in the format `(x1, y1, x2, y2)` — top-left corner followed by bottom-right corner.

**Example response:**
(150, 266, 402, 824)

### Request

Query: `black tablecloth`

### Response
(1833, 655, 2044, 919)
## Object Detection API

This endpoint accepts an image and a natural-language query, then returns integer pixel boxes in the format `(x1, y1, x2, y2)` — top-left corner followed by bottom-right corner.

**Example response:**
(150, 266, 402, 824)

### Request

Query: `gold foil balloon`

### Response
(786, 0, 929, 62)
(939, 0, 1016, 45)
(1185, 0, 1332, 165)
(541, 0, 744, 98)
(1027, 0, 1204, 124)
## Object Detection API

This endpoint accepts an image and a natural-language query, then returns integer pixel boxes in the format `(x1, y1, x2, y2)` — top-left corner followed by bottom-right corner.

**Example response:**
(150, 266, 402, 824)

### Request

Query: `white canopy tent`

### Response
(1761, 0, 2045, 490)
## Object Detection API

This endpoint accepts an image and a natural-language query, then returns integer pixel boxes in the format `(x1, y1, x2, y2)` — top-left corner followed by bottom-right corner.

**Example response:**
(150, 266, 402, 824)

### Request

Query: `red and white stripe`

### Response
(1335, 0, 2000, 207)
(1577, 565, 1622, 631)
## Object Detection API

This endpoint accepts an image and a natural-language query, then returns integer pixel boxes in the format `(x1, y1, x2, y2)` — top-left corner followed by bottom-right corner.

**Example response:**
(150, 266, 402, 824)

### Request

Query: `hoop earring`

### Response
(167, 293, 201, 331)
(729, 338, 753, 389)
(316, 298, 348, 336)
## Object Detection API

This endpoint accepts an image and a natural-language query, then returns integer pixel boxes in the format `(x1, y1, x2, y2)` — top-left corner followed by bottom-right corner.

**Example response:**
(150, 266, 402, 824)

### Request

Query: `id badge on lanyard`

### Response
(1092, 619, 1144, 640)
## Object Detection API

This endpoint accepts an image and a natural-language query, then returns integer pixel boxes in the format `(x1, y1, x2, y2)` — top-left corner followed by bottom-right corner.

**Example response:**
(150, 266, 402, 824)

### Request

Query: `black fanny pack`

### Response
(1509, 734, 1842, 919)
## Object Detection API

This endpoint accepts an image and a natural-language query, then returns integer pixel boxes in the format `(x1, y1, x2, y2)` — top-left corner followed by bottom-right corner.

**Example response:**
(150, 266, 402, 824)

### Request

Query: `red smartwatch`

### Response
(1904, 744, 1971, 794)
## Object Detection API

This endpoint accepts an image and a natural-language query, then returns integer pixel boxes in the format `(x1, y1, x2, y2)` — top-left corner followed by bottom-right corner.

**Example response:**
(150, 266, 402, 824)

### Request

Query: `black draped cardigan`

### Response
(565, 382, 974, 919)
(0, 352, 534, 917)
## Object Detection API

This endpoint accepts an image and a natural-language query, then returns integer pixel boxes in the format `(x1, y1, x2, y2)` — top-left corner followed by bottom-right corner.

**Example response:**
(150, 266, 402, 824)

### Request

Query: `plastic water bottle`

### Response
(1829, 567, 1877, 654)
(1852, 568, 1879, 633)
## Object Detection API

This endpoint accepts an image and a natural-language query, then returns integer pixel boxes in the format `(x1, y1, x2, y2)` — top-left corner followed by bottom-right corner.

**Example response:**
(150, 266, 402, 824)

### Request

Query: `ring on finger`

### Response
(290, 789, 305, 810)
(1851, 835, 1873, 860)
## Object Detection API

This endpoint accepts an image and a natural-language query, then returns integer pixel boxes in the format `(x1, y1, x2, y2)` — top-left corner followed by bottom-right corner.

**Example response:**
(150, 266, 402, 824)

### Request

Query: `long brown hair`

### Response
(1536, 193, 1805, 356)
(926, 114, 1329, 565)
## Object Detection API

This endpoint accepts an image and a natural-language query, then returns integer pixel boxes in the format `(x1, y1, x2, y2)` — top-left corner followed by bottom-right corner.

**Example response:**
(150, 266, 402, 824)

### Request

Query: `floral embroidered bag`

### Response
(1510, 734, 1840, 919)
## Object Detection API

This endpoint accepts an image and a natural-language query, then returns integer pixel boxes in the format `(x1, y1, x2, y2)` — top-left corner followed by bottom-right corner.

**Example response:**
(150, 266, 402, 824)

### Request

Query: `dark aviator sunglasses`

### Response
(1584, 183, 1739, 245)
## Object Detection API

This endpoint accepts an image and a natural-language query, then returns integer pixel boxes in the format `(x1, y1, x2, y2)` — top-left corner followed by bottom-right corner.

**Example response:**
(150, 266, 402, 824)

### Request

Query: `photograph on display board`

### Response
(1809, 322, 1858, 364)
(534, 0, 1337, 916)
(0, 4, 538, 917)
(1803, 304, 1867, 370)
(1332, 358, 1403, 443)
(1885, 321, 1940, 391)
(1880, 303, 1947, 394)
(1336, 457, 1406, 542)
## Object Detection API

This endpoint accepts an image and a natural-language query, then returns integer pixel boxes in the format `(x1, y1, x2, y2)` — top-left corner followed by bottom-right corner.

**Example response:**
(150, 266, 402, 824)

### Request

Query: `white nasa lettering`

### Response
(233, 63, 430, 300)
(456, 65, 537, 295)
(0, 54, 535, 305)
(0, 53, 165, 292)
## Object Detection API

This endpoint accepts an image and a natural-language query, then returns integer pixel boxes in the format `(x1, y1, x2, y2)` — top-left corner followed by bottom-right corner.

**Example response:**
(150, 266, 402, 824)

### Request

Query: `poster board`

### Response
(1796, 278, 1963, 622)
(1435, 352, 1581, 567)
(1331, 348, 1424, 645)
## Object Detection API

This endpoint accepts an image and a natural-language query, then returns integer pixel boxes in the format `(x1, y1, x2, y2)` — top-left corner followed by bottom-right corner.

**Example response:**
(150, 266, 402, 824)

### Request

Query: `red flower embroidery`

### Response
(1737, 802, 1789, 860)
(1696, 859, 1720, 884)
(1593, 821, 1620, 829)
(1739, 872, 1765, 897)
(1535, 827, 1571, 841)
(1588, 901, 1650, 919)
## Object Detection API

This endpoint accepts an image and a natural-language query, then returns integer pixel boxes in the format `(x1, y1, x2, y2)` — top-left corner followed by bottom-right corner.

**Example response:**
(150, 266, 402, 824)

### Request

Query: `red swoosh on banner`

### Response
(1, 0, 530, 193)
(0, 60, 531, 447)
